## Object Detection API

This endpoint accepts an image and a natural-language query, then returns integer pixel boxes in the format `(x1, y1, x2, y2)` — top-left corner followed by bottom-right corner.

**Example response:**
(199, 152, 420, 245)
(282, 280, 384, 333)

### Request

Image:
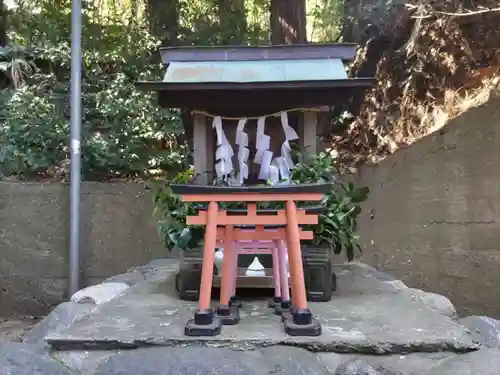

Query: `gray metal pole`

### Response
(69, 0, 82, 297)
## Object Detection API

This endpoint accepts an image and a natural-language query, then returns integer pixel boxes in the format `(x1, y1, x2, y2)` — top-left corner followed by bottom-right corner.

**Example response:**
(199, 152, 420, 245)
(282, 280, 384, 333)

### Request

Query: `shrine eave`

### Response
(170, 182, 333, 195)
(160, 44, 358, 63)
(135, 78, 374, 110)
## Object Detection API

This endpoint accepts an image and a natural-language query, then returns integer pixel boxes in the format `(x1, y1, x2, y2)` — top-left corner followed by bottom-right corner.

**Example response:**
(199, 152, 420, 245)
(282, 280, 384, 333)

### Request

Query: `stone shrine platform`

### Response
(46, 261, 476, 354)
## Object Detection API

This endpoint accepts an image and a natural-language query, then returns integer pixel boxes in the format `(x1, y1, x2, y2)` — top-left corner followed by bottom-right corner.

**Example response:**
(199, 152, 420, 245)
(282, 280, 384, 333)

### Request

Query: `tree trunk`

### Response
(0, 0, 7, 45)
(216, 0, 247, 44)
(270, 0, 307, 45)
(146, 0, 178, 46)
(127, 0, 139, 31)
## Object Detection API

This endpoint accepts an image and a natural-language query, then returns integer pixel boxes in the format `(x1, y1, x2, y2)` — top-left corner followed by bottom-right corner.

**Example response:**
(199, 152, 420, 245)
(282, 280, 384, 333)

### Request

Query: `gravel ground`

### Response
(0, 318, 40, 342)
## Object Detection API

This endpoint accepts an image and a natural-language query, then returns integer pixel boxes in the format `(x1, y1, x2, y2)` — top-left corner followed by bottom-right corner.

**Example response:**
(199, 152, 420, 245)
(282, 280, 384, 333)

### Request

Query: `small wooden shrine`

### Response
(137, 44, 373, 337)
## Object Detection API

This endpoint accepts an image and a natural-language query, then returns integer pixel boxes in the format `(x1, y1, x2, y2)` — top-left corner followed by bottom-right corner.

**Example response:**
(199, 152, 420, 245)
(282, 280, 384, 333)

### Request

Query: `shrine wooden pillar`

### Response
(299, 110, 317, 158)
(192, 114, 214, 184)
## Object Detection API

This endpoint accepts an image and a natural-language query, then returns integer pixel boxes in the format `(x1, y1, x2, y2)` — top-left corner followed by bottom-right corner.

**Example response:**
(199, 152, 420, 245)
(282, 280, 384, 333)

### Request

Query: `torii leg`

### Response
(184, 201, 222, 336)
(216, 225, 240, 324)
(229, 242, 242, 308)
(283, 200, 321, 336)
(285, 201, 307, 310)
(268, 244, 282, 309)
(276, 239, 291, 316)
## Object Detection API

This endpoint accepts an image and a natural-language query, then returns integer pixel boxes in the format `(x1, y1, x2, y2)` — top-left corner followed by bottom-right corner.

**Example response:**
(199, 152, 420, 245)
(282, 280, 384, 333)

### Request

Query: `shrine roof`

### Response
(161, 58, 349, 84)
(136, 44, 375, 111)
(159, 44, 358, 63)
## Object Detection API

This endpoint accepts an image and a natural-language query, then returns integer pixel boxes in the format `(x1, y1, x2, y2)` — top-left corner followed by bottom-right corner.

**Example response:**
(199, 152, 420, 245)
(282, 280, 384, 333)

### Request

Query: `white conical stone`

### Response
(214, 248, 224, 273)
(245, 256, 266, 277)
(248, 256, 264, 270)
(70, 282, 129, 305)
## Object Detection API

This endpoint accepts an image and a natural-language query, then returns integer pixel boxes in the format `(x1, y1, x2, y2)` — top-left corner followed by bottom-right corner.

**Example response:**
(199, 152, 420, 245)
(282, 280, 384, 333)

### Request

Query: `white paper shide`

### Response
(210, 110, 300, 185)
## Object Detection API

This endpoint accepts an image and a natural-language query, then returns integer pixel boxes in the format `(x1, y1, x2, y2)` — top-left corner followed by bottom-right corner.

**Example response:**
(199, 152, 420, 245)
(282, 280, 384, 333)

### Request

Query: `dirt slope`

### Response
(331, 1, 500, 167)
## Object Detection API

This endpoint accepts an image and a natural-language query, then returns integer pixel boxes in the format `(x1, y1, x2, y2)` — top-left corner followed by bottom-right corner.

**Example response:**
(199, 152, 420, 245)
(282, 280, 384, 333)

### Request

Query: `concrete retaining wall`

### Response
(0, 182, 169, 317)
(356, 98, 500, 318)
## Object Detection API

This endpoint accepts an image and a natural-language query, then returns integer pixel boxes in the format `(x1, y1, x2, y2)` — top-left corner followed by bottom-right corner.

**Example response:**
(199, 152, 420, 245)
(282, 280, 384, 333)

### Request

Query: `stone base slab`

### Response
(45, 262, 476, 354)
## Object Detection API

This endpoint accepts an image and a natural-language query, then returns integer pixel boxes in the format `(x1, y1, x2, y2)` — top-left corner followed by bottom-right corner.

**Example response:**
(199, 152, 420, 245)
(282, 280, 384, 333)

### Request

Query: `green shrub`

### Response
(0, 87, 67, 176)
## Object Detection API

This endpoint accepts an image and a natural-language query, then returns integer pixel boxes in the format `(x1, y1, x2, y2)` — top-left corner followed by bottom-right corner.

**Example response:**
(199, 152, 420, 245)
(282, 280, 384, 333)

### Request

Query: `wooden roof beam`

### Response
(160, 44, 358, 64)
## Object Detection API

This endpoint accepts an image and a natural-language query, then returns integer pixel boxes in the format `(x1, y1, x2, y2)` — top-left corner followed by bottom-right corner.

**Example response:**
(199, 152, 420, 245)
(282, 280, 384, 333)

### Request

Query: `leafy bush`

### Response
(153, 152, 369, 261)
(153, 167, 205, 250)
(0, 45, 36, 88)
(0, 64, 187, 179)
(291, 152, 369, 261)
(0, 86, 67, 176)
(0, 1, 188, 179)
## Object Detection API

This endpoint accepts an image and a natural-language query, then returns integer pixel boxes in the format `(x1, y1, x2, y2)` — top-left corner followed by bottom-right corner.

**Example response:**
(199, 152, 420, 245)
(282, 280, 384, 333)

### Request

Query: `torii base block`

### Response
(283, 308, 321, 336)
(184, 308, 222, 336)
(215, 304, 240, 325)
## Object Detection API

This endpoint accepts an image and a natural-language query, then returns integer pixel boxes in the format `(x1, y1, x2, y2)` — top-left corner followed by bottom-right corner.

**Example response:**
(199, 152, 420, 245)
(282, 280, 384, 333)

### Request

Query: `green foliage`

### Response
(81, 73, 186, 178)
(0, 86, 67, 176)
(153, 167, 204, 250)
(177, 0, 269, 45)
(291, 152, 369, 261)
(308, 0, 344, 42)
(0, 0, 346, 180)
(1, 0, 187, 179)
(0, 45, 36, 88)
(153, 152, 369, 261)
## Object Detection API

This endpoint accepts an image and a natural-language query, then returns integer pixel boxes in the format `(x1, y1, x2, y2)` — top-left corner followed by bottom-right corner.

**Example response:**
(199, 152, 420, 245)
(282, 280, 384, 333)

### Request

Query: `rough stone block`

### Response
(259, 346, 331, 375)
(384, 280, 408, 291)
(104, 271, 146, 286)
(334, 359, 380, 375)
(350, 262, 399, 282)
(426, 348, 500, 375)
(91, 347, 262, 375)
(323, 347, 500, 375)
(70, 283, 129, 305)
(144, 258, 179, 270)
(46, 262, 477, 354)
(0, 341, 75, 375)
(401, 288, 457, 318)
(341, 353, 455, 375)
(141, 258, 185, 282)
(458, 315, 500, 348)
(35, 344, 500, 375)
(23, 302, 95, 347)
(53, 350, 117, 375)
(89, 346, 331, 375)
